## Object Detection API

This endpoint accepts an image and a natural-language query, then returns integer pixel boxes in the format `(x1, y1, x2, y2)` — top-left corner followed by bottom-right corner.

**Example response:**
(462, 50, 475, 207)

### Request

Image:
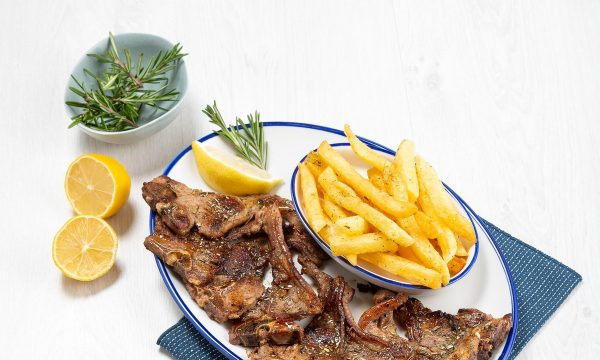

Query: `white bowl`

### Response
(290, 142, 479, 293)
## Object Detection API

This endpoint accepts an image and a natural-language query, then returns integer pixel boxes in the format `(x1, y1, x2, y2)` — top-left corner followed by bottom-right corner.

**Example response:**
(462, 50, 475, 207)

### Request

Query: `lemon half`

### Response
(192, 141, 283, 195)
(64, 154, 131, 218)
(52, 215, 118, 281)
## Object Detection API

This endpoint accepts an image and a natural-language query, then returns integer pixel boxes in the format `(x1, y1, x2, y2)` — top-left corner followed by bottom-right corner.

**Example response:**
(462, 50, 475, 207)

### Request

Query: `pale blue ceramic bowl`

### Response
(64, 33, 188, 144)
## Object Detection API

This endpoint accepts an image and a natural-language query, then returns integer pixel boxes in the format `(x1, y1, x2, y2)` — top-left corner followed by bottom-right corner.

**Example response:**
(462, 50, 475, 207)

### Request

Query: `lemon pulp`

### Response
(64, 154, 130, 218)
(52, 215, 118, 281)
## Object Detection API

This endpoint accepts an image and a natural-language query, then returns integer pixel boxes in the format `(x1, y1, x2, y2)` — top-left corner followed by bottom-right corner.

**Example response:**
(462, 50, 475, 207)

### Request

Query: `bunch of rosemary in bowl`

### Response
(64, 33, 188, 144)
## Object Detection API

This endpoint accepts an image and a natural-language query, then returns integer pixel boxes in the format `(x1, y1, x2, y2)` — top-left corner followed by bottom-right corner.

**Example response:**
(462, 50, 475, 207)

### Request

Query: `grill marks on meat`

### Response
(145, 218, 269, 323)
(395, 298, 513, 360)
(229, 206, 322, 347)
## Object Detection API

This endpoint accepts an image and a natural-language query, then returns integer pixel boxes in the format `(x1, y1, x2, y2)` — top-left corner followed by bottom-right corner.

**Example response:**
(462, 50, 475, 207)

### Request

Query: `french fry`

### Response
(436, 226, 458, 263)
(384, 162, 408, 202)
(318, 224, 336, 245)
(417, 186, 436, 217)
(304, 151, 327, 178)
(414, 210, 441, 239)
(318, 167, 414, 247)
(320, 225, 357, 265)
(344, 124, 391, 172)
(330, 232, 398, 256)
(455, 238, 468, 257)
(399, 216, 450, 285)
(321, 194, 349, 222)
(419, 182, 475, 256)
(395, 140, 419, 202)
(298, 163, 329, 232)
(418, 191, 463, 254)
(335, 215, 370, 236)
(396, 245, 421, 263)
(317, 141, 417, 218)
(415, 156, 476, 244)
(429, 238, 442, 255)
(448, 256, 467, 277)
(360, 252, 442, 289)
(346, 255, 358, 265)
(367, 167, 385, 191)
(414, 211, 456, 263)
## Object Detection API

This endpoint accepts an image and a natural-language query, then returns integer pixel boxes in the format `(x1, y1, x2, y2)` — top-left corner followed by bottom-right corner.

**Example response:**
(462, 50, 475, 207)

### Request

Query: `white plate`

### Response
(149, 122, 518, 360)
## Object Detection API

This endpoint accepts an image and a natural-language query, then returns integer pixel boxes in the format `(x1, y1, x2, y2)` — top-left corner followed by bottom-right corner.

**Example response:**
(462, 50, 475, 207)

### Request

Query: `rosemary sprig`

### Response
(203, 102, 268, 170)
(66, 32, 186, 132)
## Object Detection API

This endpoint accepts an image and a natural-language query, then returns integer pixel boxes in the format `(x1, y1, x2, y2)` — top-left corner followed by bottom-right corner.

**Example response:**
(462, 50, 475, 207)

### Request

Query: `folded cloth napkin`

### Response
(157, 218, 582, 360)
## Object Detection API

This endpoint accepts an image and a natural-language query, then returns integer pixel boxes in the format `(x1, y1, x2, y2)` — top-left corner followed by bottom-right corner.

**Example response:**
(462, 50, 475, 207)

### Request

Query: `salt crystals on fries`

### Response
(298, 124, 477, 289)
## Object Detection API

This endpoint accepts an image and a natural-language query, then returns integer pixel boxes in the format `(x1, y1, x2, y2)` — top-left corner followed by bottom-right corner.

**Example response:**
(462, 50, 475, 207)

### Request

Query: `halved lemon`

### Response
(65, 154, 131, 218)
(52, 215, 118, 281)
(192, 141, 283, 195)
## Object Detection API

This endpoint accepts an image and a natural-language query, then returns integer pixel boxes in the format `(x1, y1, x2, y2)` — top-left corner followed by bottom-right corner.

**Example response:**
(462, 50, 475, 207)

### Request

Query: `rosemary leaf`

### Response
(66, 32, 186, 131)
(203, 102, 269, 170)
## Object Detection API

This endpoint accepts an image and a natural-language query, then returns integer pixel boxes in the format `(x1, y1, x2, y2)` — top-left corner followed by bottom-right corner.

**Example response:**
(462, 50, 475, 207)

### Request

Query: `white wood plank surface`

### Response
(0, 0, 597, 358)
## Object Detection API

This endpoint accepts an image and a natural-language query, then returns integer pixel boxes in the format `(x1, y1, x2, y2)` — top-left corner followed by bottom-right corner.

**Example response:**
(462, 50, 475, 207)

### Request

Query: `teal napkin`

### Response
(157, 218, 582, 360)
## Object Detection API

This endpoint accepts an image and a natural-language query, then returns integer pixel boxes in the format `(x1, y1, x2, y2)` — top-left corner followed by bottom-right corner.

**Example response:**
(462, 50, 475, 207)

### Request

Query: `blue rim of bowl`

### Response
(149, 121, 518, 360)
(289, 142, 479, 290)
(65, 32, 188, 135)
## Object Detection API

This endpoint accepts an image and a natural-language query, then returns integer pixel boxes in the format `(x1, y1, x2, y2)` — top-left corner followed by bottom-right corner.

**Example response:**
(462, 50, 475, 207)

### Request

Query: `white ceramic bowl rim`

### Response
(290, 142, 480, 290)
(65, 32, 187, 136)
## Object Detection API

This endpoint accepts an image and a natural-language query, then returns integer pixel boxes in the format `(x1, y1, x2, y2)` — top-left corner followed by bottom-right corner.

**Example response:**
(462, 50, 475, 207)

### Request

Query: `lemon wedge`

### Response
(64, 154, 131, 218)
(192, 140, 283, 195)
(52, 215, 118, 281)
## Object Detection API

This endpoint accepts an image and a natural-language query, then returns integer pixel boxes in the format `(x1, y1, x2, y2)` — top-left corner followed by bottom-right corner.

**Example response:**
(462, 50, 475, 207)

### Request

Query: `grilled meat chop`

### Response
(145, 217, 269, 322)
(395, 298, 513, 360)
(143, 175, 284, 238)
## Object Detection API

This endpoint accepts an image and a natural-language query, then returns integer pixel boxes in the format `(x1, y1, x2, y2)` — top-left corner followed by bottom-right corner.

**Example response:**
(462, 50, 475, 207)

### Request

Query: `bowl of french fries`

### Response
(290, 125, 479, 292)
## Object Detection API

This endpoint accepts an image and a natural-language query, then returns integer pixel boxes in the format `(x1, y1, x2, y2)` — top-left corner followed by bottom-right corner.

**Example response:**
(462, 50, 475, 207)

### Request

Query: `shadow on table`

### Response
(72, 100, 203, 178)
(158, 347, 174, 358)
(107, 202, 136, 238)
(61, 262, 122, 297)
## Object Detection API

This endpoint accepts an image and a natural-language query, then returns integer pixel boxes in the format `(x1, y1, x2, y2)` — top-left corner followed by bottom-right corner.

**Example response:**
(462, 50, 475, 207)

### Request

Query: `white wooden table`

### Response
(1, 1, 597, 358)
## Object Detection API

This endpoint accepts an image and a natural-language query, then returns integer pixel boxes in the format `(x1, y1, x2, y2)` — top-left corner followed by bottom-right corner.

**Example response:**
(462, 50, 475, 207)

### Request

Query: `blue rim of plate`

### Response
(289, 142, 480, 290)
(149, 121, 518, 360)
